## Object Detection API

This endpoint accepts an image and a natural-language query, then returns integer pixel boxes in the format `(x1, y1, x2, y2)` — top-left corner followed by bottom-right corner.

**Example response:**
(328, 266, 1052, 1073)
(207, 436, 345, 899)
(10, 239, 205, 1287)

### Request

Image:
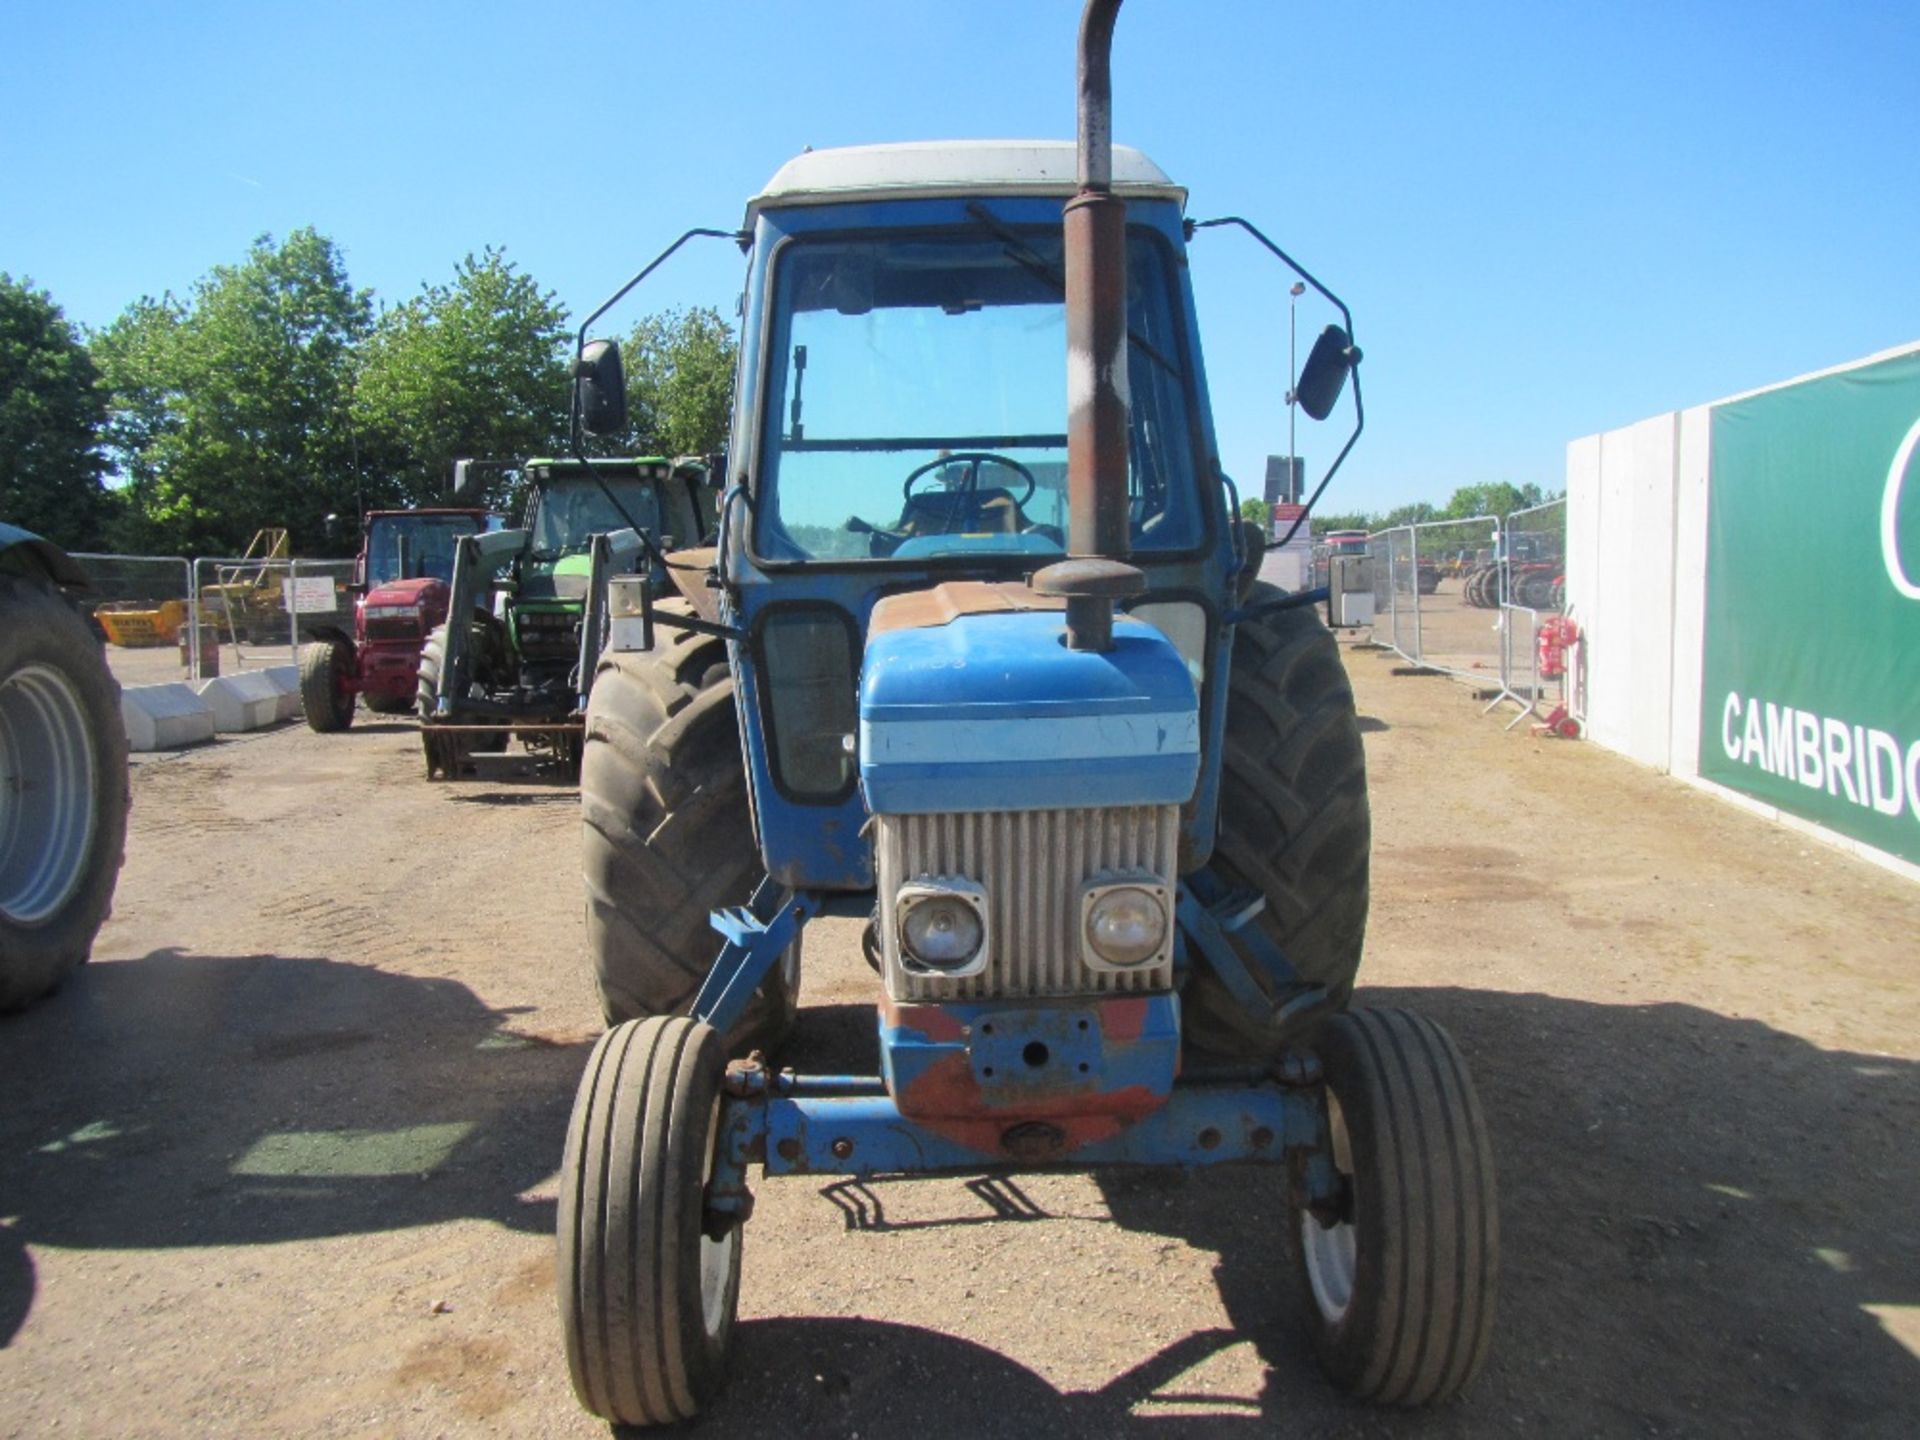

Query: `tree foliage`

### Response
(0, 274, 111, 549)
(93, 228, 371, 556)
(354, 248, 570, 511)
(621, 306, 737, 458)
(1239, 497, 1270, 526)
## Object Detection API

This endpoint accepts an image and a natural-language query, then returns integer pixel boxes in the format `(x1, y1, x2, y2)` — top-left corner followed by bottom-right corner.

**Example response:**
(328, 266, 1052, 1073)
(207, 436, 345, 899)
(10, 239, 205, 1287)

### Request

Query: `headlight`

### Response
(895, 878, 988, 975)
(1081, 880, 1171, 969)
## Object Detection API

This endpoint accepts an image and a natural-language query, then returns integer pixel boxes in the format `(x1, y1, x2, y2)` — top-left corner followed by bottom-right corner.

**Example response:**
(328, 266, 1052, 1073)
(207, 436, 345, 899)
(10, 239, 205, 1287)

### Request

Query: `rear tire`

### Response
(558, 1016, 740, 1427)
(1292, 1007, 1498, 1405)
(298, 639, 355, 732)
(0, 574, 130, 1012)
(1184, 585, 1370, 1056)
(580, 605, 797, 1053)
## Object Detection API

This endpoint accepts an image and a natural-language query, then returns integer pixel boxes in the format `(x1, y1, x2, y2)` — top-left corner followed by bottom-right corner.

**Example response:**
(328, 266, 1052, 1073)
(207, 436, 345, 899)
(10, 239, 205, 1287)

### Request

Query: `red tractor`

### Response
(298, 507, 493, 731)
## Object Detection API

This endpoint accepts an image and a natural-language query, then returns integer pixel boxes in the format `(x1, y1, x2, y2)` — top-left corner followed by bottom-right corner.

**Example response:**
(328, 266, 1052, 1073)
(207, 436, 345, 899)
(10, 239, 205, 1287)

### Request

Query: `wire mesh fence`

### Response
(1361, 500, 1572, 727)
(71, 554, 199, 691)
(187, 557, 358, 680)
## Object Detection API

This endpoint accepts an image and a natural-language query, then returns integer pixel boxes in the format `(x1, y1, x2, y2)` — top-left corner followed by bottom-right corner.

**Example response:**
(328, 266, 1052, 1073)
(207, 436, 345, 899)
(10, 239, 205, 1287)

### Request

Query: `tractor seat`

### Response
(895, 487, 1026, 537)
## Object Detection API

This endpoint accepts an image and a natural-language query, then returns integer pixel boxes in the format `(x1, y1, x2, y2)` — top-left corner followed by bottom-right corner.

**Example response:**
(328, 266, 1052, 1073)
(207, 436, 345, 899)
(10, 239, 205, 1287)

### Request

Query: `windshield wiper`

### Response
(963, 202, 1180, 380)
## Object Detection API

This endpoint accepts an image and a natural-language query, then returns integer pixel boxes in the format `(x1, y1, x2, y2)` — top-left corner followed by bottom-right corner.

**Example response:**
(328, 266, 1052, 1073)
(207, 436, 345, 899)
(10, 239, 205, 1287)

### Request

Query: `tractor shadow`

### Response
(0, 948, 590, 1346)
(697, 986, 1919, 1438)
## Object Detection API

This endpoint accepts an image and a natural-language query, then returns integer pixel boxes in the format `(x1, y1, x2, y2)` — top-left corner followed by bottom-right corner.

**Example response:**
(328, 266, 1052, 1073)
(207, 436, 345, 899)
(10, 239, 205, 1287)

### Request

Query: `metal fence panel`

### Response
(72, 553, 198, 691)
(190, 555, 359, 681)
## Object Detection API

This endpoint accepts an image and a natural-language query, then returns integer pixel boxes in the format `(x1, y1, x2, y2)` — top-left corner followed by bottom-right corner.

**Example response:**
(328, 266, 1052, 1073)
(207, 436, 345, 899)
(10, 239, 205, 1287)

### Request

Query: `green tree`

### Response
(0, 274, 112, 548)
(1239, 496, 1270, 527)
(354, 248, 570, 511)
(1381, 501, 1437, 527)
(1442, 481, 1544, 521)
(622, 306, 737, 457)
(94, 228, 371, 556)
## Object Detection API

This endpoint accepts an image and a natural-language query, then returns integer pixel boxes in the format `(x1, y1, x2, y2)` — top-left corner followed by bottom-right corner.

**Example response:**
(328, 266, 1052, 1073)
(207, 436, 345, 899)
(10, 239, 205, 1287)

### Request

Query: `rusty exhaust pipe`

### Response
(1035, 0, 1144, 650)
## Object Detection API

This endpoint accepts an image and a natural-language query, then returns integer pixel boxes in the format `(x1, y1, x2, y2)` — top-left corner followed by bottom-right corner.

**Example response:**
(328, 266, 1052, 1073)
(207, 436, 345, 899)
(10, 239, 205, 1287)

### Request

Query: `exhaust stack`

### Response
(1036, 0, 1144, 651)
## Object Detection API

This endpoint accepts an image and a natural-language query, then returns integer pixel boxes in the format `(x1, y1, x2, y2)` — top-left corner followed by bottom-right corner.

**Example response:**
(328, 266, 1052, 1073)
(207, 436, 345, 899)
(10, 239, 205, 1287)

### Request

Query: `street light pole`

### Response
(1287, 280, 1306, 492)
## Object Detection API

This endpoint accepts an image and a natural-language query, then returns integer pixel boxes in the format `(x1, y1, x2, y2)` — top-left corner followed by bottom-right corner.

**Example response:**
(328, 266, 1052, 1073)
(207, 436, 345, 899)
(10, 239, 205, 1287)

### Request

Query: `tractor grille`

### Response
(876, 805, 1180, 1002)
(364, 615, 422, 642)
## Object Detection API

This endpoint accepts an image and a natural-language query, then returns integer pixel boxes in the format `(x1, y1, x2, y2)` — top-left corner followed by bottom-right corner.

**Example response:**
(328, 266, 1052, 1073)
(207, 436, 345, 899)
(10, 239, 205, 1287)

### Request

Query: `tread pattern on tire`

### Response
(580, 603, 793, 1050)
(415, 625, 445, 721)
(559, 1016, 736, 1427)
(1185, 583, 1370, 1054)
(0, 574, 131, 1012)
(1305, 1006, 1498, 1406)
(298, 639, 353, 731)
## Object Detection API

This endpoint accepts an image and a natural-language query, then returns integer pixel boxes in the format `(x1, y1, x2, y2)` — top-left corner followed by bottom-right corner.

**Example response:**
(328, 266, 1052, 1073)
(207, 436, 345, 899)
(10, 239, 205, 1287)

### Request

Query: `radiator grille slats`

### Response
(877, 805, 1179, 1001)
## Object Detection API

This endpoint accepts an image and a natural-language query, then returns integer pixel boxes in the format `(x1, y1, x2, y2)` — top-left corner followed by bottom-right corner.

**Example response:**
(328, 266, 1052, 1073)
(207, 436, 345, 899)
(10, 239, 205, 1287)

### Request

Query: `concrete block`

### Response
(196, 673, 282, 733)
(122, 684, 216, 752)
(257, 665, 304, 722)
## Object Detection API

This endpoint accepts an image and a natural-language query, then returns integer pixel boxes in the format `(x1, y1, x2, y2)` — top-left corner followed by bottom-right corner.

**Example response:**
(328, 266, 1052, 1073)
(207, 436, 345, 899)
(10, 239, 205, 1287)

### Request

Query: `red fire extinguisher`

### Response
(1536, 615, 1580, 679)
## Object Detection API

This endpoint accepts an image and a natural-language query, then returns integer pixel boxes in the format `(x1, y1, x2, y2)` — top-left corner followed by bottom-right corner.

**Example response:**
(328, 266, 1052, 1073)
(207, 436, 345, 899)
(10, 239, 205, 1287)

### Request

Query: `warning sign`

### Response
(284, 577, 338, 614)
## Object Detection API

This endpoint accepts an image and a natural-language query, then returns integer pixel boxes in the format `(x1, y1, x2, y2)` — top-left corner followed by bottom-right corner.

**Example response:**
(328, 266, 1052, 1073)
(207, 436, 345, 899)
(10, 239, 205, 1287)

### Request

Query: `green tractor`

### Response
(416, 455, 715, 779)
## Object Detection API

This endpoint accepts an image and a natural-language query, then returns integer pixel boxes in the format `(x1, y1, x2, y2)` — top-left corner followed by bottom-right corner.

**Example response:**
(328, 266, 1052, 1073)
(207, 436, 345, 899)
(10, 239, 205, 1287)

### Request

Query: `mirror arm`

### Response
(1188, 215, 1365, 550)
(569, 226, 747, 453)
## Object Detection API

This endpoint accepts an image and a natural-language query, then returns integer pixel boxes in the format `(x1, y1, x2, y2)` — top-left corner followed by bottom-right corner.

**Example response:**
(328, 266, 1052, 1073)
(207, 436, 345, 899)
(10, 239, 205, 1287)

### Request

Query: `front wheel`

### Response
(1293, 1007, 1498, 1405)
(558, 1016, 740, 1427)
(298, 639, 355, 732)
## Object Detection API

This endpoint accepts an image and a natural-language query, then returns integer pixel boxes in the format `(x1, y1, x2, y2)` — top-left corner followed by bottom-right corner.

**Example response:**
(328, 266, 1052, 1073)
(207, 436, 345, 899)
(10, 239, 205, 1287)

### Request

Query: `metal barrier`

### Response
(188, 556, 358, 680)
(1360, 506, 1575, 729)
(71, 553, 200, 690)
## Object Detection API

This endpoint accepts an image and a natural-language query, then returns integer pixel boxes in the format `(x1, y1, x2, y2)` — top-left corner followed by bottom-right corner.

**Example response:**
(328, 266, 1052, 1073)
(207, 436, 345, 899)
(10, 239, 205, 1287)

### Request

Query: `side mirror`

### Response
(576, 338, 629, 436)
(1295, 325, 1361, 422)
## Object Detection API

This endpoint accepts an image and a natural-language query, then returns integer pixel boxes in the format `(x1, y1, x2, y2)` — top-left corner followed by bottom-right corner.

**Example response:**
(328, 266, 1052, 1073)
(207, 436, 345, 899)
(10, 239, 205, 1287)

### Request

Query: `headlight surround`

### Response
(364, 604, 419, 620)
(895, 877, 989, 976)
(1081, 878, 1172, 970)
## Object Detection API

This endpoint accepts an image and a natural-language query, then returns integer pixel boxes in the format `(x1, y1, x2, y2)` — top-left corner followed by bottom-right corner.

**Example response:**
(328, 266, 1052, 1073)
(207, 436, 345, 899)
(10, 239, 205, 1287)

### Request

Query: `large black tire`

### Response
(580, 606, 796, 1053)
(1293, 1008, 1498, 1405)
(298, 638, 355, 732)
(559, 1016, 741, 1427)
(1184, 585, 1370, 1056)
(415, 625, 446, 721)
(0, 574, 131, 1012)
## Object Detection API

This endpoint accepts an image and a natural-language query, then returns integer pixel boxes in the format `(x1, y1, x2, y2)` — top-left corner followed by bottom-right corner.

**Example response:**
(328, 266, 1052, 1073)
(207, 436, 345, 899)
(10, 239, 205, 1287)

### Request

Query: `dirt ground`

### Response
(4, 639, 1916, 1438)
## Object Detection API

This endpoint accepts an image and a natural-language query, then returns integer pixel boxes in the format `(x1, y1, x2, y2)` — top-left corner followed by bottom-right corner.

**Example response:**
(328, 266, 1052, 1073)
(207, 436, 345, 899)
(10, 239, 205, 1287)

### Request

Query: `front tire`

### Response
(415, 625, 446, 721)
(558, 1017, 740, 1427)
(0, 574, 130, 1012)
(298, 639, 355, 732)
(1293, 1008, 1498, 1405)
(1184, 586, 1370, 1055)
(579, 607, 796, 1052)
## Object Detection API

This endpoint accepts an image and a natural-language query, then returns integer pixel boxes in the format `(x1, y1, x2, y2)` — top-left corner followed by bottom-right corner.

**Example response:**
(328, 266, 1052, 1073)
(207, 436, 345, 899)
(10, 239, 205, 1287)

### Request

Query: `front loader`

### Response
(555, 2, 1498, 1424)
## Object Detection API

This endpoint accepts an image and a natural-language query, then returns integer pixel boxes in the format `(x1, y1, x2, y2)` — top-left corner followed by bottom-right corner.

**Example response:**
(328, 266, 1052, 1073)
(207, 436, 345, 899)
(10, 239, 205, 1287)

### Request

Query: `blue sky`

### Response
(4, 1, 1916, 516)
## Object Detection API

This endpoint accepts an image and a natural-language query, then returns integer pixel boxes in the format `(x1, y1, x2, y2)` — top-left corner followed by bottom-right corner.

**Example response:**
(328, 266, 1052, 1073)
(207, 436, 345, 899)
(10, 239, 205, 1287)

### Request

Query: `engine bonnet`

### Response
(859, 608, 1199, 815)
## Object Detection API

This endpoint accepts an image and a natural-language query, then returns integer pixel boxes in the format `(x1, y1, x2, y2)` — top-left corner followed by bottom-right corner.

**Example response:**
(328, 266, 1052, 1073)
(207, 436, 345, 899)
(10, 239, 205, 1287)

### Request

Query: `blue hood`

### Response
(859, 611, 1200, 815)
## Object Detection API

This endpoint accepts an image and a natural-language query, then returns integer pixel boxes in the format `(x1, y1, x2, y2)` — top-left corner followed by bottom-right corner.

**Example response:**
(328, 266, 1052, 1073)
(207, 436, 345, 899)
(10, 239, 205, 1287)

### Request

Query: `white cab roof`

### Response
(747, 140, 1185, 220)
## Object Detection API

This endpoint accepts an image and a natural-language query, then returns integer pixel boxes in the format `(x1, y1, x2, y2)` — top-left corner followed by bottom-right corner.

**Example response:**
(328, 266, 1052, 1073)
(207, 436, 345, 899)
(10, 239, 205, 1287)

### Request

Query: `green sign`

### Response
(1699, 349, 1920, 866)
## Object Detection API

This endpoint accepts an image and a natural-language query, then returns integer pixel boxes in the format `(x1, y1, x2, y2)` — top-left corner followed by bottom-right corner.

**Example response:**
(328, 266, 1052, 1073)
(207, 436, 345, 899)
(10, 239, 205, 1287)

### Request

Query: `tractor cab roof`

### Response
(746, 140, 1184, 222)
(524, 456, 703, 485)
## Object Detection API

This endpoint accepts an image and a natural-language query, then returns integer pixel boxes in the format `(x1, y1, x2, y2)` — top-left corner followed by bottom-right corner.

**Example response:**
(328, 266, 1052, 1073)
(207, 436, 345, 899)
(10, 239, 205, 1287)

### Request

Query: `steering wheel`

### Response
(902, 452, 1038, 512)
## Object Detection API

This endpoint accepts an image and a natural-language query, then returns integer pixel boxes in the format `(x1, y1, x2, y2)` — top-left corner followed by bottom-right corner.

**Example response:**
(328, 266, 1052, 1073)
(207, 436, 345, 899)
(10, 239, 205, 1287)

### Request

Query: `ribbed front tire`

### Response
(558, 1017, 740, 1427)
(1294, 1007, 1498, 1405)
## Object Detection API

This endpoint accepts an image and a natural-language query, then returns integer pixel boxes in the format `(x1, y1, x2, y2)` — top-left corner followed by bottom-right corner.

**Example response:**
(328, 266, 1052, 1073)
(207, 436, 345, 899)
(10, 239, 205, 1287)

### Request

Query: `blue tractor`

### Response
(556, 3, 1497, 1423)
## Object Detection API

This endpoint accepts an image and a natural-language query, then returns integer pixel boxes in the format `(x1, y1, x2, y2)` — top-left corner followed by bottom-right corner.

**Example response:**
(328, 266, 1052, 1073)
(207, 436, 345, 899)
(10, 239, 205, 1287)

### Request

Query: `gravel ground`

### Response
(3, 639, 1916, 1438)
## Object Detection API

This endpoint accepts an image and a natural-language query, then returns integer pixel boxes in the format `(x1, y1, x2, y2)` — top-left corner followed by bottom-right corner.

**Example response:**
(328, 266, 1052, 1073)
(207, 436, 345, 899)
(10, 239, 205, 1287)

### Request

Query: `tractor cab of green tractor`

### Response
(555, 5, 1496, 1427)
(416, 455, 709, 779)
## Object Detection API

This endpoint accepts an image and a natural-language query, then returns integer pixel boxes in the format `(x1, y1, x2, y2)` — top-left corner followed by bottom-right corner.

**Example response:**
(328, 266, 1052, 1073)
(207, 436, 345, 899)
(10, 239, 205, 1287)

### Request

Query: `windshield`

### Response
(754, 226, 1202, 563)
(528, 476, 661, 557)
(365, 514, 482, 585)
